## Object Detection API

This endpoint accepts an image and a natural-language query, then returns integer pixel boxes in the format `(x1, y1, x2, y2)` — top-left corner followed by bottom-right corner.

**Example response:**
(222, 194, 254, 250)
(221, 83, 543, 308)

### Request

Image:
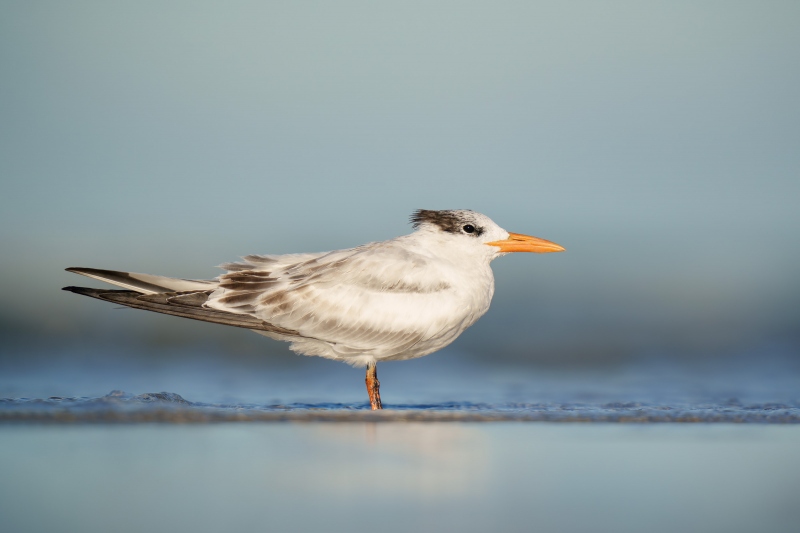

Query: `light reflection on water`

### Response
(271, 423, 490, 499)
(1, 423, 799, 533)
(2, 342, 799, 531)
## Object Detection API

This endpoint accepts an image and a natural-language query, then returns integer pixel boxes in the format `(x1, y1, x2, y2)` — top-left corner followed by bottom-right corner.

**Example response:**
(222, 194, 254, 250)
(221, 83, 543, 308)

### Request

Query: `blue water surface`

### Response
(2, 339, 800, 532)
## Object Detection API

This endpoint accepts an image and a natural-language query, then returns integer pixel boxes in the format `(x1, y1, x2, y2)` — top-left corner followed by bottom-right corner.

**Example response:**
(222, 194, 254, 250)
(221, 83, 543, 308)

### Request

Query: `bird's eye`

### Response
(462, 224, 475, 234)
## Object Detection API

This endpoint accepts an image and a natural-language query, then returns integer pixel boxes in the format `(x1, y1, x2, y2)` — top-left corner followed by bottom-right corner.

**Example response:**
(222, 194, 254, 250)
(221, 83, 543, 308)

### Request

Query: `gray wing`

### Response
(62, 286, 299, 335)
(65, 267, 217, 294)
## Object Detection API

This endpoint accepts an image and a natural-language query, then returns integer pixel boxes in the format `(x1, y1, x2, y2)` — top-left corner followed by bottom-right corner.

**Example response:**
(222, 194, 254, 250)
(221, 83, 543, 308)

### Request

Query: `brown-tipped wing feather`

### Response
(61, 286, 299, 335)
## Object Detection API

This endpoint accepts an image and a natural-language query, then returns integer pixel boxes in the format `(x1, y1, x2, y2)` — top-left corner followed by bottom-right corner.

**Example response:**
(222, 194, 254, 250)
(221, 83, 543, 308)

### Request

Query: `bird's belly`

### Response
(261, 283, 492, 362)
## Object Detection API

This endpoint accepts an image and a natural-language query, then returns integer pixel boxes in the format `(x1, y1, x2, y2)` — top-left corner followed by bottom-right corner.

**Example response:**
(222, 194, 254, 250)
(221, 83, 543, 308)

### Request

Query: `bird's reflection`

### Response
(268, 423, 490, 498)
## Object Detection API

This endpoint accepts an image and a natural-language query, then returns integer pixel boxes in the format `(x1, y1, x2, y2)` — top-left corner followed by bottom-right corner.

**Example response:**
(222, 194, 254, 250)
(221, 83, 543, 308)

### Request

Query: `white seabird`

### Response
(64, 209, 564, 409)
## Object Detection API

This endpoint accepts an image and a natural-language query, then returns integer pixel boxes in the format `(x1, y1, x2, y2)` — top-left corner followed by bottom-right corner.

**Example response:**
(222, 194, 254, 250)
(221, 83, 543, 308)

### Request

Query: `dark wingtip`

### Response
(62, 286, 101, 296)
(63, 285, 83, 293)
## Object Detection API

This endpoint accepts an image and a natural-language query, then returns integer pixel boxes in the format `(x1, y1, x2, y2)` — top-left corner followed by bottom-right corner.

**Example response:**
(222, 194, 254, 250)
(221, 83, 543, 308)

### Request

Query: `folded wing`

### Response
(206, 242, 465, 358)
(65, 267, 217, 294)
(61, 286, 299, 335)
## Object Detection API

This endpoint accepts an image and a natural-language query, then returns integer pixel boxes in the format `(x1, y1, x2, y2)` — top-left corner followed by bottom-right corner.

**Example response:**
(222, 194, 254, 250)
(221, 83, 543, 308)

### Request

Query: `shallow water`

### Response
(2, 389, 799, 423)
(2, 341, 799, 422)
(2, 342, 799, 532)
(2, 423, 799, 533)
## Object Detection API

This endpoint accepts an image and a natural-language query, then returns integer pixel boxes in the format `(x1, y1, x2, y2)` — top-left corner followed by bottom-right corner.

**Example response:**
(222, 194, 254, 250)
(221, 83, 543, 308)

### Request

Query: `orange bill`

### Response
(486, 232, 565, 253)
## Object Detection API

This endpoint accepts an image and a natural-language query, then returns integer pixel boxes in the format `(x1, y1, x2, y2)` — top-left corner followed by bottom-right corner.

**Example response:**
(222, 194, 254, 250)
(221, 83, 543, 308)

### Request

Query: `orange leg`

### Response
(365, 362, 382, 410)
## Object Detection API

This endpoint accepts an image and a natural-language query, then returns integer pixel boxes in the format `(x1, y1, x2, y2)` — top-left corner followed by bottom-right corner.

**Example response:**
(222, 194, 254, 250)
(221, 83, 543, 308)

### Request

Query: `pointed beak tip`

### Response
(533, 243, 566, 254)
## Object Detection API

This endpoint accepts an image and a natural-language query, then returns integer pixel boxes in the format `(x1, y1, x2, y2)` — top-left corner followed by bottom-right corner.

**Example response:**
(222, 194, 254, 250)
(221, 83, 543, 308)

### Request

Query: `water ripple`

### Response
(1, 390, 798, 423)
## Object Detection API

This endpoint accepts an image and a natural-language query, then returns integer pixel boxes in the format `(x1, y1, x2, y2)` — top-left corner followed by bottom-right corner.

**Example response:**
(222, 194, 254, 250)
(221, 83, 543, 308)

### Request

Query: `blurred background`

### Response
(1, 1, 799, 402)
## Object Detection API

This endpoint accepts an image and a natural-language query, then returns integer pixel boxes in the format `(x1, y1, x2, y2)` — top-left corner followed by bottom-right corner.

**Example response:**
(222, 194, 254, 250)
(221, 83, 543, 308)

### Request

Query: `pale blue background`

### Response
(1, 1, 799, 365)
(2, 6, 800, 532)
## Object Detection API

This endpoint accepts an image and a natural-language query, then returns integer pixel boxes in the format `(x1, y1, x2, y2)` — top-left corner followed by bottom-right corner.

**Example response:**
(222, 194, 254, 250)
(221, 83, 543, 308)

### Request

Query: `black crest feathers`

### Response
(410, 209, 484, 236)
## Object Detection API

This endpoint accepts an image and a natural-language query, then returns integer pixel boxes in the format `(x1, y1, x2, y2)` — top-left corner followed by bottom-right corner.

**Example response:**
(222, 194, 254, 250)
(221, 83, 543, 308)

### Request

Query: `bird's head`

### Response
(410, 209, 564, 260)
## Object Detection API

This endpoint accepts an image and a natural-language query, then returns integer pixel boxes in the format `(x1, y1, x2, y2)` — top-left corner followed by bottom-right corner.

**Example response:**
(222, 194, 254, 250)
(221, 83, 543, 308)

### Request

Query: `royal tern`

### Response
(64, 209, 564, 409)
